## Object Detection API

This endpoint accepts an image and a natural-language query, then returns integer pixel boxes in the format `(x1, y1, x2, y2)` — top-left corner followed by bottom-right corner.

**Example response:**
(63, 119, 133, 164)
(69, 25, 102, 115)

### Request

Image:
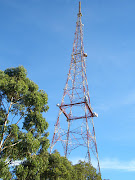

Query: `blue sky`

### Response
(1, 0, 135, 179)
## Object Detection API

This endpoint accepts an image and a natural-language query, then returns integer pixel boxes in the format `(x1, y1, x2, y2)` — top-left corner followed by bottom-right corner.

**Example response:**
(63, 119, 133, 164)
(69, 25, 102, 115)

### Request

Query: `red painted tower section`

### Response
(50, 1, 100, 173)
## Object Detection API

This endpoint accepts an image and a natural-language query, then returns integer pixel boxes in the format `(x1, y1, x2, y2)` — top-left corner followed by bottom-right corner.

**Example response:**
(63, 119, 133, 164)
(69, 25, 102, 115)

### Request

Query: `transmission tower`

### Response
(50, 1, 100, 173)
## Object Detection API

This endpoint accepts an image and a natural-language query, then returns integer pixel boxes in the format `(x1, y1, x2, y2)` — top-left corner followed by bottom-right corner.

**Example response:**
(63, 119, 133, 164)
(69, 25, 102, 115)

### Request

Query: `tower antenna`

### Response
(79, 1, 81, 13)
(50, 1, 101, 174)
(78, 1, 82, 16)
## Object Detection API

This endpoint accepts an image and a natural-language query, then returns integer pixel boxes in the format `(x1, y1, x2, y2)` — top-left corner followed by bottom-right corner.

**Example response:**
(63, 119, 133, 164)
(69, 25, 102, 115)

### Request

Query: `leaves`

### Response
(42, 151, 75, 180)
(0, 66, 49, 179)
(23, 111, 48, 133)
(74, 160, 102, 180)
(0, 160, 12, 180)
(41, 151, 101, 180)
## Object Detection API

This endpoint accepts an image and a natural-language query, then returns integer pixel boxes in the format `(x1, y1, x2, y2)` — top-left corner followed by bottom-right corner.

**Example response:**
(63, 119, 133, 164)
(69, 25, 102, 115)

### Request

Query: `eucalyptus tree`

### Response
(41, 150, 76, 180)
(73, 160, 102, 180)
(0, 66, 49, 179)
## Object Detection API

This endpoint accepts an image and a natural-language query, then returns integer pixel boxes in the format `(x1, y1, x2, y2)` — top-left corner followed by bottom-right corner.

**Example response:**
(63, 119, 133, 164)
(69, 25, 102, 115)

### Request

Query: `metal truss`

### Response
(50, 1, 100, 174)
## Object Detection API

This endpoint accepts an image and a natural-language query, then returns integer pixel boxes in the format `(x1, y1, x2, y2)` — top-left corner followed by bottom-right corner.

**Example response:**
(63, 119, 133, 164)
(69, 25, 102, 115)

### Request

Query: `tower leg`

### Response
(65, 121, 70, 157)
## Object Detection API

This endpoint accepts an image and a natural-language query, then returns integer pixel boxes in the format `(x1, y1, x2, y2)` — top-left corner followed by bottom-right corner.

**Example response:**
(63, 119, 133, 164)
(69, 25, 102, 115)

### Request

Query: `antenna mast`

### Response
(79, 1, 81, 14)
(50, 1, 101, 174)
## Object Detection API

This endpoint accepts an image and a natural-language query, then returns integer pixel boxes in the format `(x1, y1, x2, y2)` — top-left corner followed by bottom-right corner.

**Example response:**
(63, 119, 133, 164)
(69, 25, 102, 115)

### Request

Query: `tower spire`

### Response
(50, 2, 101, 175)
(79, 1, 81, 13)
(78, 1, 82, 16)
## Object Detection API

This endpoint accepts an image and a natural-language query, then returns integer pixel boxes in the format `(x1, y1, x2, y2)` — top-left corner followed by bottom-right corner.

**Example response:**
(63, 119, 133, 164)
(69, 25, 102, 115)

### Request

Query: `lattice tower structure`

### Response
(50, 1, 100, 173)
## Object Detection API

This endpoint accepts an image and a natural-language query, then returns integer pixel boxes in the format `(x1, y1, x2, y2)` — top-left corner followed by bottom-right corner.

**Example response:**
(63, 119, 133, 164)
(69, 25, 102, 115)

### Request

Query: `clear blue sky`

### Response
(1, 0, 135, 179)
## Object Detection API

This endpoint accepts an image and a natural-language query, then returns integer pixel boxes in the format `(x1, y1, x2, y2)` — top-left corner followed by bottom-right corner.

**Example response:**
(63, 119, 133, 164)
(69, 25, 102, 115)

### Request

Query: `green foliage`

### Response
(0, 160, 12, 180)
(41, 151, 102, 180)
(42, 151, 75, 180)
(73, 160, 102, 180)
(15, 151, 49, 180)
(0, 66, 49, 179)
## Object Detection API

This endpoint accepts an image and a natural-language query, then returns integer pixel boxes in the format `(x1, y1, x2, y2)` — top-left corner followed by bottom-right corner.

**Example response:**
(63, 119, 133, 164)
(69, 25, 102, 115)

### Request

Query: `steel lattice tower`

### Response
(50, 1, 100, 173)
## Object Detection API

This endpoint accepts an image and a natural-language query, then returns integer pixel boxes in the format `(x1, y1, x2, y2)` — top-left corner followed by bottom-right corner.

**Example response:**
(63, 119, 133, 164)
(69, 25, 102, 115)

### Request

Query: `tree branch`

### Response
(1, 114, 25, 149)
(10, 176, 13, 180)
(0, 97, 13, 149)
(0, 140, 22, 153)
(16, 114, 24, 125)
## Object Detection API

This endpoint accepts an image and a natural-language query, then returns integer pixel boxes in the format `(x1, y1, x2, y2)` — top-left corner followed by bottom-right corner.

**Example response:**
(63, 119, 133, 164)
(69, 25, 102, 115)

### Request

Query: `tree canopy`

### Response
(0, 66, 49, 179)
(42, 150, 102, 180)
(73, 160, 101, 180)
